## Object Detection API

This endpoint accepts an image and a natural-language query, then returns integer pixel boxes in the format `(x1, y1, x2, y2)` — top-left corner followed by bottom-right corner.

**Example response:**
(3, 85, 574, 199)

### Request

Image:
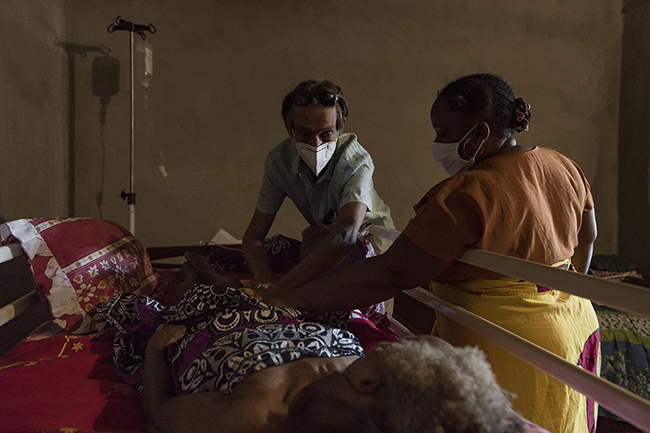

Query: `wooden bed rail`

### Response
(0, 245, 40, 328)
(404, 287, 650, 431)
(0, 291, 40, 328)
(0, 244, 23, 265)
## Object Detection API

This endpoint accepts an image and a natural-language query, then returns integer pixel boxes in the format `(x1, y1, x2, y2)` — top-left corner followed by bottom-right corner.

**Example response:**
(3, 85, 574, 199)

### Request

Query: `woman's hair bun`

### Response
(512, 97, 532, 133)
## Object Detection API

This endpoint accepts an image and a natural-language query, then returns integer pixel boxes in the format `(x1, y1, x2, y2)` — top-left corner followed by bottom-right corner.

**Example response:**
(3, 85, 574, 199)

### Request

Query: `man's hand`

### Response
(146, 325, 187, 352)
(245, 270, 277, 291)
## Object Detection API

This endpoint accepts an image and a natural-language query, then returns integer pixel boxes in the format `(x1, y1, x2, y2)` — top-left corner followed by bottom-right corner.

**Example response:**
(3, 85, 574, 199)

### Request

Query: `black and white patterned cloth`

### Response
(97, 284, 362, 395)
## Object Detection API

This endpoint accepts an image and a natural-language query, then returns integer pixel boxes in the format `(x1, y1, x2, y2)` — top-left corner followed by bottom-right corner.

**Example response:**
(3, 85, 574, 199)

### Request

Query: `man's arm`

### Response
(258, 234, 455, 312)
(572, 209, 597, 274)
(273, 201, 367, 291)
(242, 209, 277, 290)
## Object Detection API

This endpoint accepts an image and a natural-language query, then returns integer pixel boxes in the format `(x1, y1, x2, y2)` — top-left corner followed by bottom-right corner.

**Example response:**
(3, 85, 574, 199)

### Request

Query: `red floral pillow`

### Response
(0, 218, 156, 333)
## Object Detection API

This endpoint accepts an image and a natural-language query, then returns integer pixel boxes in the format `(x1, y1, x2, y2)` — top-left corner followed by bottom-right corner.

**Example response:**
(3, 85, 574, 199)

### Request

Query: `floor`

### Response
(597, 416, 645, 433)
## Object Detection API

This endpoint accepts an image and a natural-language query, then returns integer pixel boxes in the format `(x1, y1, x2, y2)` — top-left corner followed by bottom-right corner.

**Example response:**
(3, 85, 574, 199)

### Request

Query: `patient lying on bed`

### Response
(97, 259, 527, 433)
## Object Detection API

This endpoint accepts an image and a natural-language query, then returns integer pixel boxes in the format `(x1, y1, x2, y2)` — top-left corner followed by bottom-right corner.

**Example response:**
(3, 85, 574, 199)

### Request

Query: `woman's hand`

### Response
(240, 287, 271, 302)
(240, 286, 292, 308)
(146, 324, 187, 352)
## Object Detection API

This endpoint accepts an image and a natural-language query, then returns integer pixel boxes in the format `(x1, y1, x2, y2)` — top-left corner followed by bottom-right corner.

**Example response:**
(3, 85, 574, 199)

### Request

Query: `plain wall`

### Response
(2, 1, 623, 260)
(619, 0, 650, 275)
(0, 0, 68, 221)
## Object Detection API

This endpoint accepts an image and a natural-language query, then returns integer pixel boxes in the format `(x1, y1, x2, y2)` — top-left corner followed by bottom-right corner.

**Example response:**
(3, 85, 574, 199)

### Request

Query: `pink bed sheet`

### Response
(0, 262, 550, 432)
(0, 316, 395, 432)
(0, 328, 147, 432)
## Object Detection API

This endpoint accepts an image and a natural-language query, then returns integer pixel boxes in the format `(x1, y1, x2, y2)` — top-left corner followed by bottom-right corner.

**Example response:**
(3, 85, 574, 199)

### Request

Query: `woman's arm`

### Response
(257, 234, 454, 312)
(272, 202, 367, 290)
(572, 209, 597, 274)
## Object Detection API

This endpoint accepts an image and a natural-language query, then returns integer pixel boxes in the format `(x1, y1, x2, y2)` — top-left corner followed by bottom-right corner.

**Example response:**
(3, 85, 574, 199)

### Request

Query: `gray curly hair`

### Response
(365, 336, 527, 433)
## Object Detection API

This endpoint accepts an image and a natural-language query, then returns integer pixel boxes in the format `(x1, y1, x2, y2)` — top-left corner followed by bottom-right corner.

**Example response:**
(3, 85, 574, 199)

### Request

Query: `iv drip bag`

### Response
(136, 39, 153, 109)
(136, 39, 153, 90)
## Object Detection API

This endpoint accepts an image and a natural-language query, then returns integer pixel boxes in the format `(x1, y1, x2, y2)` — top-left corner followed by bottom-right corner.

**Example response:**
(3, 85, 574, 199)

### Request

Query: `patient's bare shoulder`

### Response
(151, 357, 357, 433)
(151, 380, 282, 433)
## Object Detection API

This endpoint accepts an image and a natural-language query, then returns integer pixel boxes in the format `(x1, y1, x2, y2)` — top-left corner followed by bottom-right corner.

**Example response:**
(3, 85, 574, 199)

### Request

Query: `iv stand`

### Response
(107, 16, 156, 234)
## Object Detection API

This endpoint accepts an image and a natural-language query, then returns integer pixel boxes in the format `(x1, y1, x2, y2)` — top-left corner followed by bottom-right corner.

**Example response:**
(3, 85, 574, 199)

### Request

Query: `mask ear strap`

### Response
(474, 122, 490, 158)
(461, 123, 488, 160)
(458, 123, 479, 160)
(473, 138, 486, 159)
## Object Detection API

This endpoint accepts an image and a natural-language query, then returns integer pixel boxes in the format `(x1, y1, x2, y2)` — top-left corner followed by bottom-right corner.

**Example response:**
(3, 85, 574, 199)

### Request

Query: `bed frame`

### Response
(2, 242, 650, 431)
(0, 244, 49, 355)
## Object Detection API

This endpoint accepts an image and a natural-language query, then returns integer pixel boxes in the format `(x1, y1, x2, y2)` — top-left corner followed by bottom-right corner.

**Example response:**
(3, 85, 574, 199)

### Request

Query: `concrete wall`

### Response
(619, 0, 650, 275)
(0, 0, 68, 222)
(3, 1, 623, 260)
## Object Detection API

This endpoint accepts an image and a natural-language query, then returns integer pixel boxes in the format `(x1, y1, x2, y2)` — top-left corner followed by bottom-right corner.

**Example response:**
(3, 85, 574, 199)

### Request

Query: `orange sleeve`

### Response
(573, 160, 594, 212)
(402, 179, 483, 262)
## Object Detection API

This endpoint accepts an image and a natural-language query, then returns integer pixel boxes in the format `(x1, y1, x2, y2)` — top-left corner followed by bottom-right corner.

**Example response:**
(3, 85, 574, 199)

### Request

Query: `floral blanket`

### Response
(595, 303, 650, 419)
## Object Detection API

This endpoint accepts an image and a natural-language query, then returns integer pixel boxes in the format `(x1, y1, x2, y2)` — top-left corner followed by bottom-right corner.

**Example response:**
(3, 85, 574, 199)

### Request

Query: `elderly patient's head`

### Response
(285, 336, 527, 433)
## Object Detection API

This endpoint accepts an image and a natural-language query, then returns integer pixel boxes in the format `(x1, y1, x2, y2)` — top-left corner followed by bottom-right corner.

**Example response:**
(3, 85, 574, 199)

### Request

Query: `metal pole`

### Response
(128, 31, 135, 234)
(108, 18, 154, 234)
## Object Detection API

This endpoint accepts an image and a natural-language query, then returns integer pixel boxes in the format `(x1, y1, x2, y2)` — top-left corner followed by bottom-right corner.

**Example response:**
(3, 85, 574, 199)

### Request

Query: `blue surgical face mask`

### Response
(431, 123, 485, 176)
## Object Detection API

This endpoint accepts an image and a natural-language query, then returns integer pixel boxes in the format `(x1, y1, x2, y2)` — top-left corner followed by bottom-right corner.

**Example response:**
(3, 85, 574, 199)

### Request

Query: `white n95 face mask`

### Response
(296, 140, 337, 176)
(431, 123, 485, 176)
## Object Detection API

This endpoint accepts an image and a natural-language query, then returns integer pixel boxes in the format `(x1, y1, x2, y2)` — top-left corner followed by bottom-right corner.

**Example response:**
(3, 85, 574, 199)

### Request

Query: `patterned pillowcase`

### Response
(0, 217, 157, 334)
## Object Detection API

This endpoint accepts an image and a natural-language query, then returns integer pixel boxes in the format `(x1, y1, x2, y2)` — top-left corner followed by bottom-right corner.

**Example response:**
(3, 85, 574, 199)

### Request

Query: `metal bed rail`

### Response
(458, 248, 650, 319)
(369, 228, 650, 430)
(407, 247, 650, 432)
(3, 241, 650, 429)
(403, 286, 650, 431)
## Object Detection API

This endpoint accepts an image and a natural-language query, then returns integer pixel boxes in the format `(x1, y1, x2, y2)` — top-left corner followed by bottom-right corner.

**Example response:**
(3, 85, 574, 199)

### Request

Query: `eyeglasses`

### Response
(291, 91, 340, 108)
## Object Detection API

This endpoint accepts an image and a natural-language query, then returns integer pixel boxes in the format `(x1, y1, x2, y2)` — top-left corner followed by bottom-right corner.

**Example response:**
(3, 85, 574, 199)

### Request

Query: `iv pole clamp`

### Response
(107, 16, 156, 235)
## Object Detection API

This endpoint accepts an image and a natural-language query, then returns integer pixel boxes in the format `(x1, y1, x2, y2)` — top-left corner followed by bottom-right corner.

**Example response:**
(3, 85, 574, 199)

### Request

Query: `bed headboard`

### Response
(0, 246, 49, 356)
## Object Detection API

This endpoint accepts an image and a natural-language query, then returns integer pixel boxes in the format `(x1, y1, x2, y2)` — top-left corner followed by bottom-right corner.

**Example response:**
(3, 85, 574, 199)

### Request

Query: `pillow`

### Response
(0, 218, 156, 333)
